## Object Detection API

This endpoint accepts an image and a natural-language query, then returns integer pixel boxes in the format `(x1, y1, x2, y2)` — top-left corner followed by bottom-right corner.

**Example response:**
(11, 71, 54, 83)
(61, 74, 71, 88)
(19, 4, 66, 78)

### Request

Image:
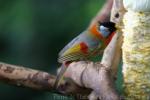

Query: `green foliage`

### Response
(115, 61, 124, 94)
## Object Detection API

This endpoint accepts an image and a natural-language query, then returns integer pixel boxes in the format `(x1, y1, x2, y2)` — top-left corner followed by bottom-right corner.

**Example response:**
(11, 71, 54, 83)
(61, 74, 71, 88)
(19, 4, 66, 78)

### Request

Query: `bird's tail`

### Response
(54, 64, 68, 89)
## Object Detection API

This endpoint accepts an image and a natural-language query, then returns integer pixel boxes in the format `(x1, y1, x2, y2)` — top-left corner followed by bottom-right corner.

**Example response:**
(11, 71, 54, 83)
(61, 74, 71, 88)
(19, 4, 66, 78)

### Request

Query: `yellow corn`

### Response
(122, 10, 150, 99)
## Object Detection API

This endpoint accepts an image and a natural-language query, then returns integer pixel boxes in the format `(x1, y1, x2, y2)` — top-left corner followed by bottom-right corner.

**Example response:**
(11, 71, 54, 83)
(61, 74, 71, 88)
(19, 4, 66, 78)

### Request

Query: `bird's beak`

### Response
(115, 24, 122, 31)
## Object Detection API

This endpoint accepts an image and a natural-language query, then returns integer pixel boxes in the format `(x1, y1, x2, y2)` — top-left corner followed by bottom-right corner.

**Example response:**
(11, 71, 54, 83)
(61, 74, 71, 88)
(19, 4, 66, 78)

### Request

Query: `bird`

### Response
(54, 21, 117, 88)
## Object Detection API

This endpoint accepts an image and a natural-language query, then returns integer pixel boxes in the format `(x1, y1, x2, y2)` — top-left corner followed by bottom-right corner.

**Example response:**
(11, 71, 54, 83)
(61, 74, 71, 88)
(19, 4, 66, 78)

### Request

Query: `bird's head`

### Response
(98, 21, 117, 38)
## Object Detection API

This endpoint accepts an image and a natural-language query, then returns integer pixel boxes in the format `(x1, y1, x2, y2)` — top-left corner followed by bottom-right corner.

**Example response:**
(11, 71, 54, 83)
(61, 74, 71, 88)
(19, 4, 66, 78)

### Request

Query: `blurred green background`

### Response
(0, 0, 110, 100)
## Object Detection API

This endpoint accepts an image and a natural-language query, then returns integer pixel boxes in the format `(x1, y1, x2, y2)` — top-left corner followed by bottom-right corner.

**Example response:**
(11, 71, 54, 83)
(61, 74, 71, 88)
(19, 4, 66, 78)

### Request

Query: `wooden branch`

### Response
(101, 0, 126, 79)
(111, 34, 123, 78)
(0, 62, 56, 91)
(101, 0, 126, 78)
(0, 63, 89, 100)
(0, 62, 91, 96)
(110, 0, 126, 78)
(0, 61, 119, 100)
(64, 61, 119, 100)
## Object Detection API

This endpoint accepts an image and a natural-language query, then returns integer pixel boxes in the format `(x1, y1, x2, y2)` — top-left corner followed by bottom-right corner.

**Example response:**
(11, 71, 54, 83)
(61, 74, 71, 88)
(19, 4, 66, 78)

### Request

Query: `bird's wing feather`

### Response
(58, 31, 84, 56)
(58, 30, 104, 63)
(58, 43, 89, 63)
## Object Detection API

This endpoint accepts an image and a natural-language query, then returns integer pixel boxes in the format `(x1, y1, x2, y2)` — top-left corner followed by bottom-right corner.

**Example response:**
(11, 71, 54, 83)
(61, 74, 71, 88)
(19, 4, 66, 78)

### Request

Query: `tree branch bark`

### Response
(0, 62, 55, 91)
(110, 0, 126, 78)
(0, 62, 91, 96)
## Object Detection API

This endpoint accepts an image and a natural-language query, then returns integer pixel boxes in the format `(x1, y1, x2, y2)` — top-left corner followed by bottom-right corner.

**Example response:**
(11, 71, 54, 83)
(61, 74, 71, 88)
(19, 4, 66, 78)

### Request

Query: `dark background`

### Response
(0, 0, 120, 100)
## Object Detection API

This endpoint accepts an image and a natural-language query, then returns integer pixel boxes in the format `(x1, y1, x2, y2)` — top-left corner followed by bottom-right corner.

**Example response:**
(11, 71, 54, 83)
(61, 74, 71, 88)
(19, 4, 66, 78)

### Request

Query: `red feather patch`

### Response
(80, 42, 88, 54)
(105, 32, 115, 45)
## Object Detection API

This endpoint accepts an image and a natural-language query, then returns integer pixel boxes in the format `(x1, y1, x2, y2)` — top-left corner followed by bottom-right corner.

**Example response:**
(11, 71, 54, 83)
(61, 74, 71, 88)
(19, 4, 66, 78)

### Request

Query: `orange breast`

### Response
(89, 23, 109, 46)
(89, 23, 104, 40)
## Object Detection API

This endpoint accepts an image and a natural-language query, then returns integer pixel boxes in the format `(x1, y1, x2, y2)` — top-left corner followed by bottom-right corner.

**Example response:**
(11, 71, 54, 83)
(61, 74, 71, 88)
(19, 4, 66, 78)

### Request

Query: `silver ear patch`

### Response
(99, 26, 110, 38)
